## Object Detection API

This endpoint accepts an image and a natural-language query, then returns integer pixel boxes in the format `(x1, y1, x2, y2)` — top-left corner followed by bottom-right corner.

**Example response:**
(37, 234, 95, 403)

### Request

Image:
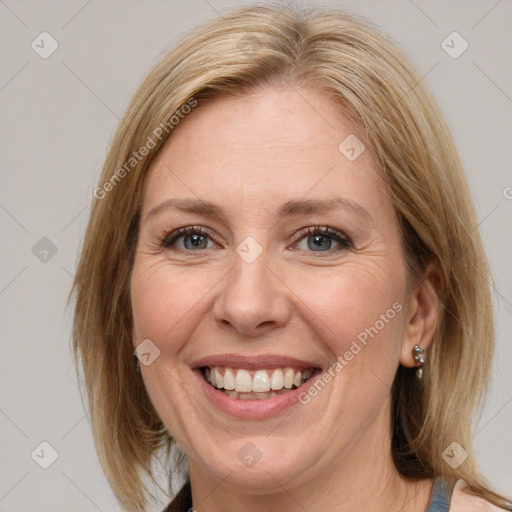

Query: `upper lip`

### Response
(190, 354, 322, 371)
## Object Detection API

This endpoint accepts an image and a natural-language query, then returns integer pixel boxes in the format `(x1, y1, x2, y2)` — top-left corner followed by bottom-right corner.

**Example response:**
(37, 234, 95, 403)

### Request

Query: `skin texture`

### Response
(130, 87, 440, 512)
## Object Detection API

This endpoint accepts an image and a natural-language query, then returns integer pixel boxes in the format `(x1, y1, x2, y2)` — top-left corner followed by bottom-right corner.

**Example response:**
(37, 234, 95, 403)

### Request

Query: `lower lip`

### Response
(193, 369, 321, 419)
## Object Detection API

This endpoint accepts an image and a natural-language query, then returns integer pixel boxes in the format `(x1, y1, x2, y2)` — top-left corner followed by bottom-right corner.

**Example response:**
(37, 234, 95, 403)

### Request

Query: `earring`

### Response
(133, 352, 141, 375)
(412, 345, 426, 379)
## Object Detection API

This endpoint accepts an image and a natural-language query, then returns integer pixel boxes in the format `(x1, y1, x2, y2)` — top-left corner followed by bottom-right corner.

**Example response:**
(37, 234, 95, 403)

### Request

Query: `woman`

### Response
(70, 4, 511, 512)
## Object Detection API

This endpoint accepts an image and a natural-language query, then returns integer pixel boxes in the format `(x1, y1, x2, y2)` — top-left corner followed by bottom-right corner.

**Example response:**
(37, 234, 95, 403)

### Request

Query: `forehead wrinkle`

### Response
(145, 196, 373, 228)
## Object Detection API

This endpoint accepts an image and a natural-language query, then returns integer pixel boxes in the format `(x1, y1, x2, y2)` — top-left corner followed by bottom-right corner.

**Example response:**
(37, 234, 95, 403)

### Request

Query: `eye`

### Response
(158, 225, 352, 254)
(294, 226, 352, 253)
(161, 226, 217, 251)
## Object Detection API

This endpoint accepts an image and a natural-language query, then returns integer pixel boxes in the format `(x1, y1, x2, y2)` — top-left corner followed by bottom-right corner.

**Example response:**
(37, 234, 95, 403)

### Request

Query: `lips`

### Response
(192, 365, 323, 419)
(190, 353, 323, 371)
(191, 354, 321, 396)
(190, 354, 323, 415)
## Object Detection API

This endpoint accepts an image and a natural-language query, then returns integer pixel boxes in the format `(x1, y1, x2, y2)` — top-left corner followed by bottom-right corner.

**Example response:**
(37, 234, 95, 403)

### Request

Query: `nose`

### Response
(212, 247, 291, 337)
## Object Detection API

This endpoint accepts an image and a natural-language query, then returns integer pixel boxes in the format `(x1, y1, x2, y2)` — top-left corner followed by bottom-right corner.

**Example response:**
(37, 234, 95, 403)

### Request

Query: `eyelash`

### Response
(159, 226, 215, 249)
(158, 225, 352, 254)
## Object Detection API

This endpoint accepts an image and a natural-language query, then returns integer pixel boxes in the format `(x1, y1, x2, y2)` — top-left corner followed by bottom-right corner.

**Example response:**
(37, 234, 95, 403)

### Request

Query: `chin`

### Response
(193, 436, 315, 494)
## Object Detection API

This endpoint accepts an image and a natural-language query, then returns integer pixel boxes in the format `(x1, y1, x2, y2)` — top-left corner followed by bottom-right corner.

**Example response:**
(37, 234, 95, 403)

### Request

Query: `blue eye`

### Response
(162, 227, 215, 250)
(294, 226, 352, 253)
(160, 225, 352, 254)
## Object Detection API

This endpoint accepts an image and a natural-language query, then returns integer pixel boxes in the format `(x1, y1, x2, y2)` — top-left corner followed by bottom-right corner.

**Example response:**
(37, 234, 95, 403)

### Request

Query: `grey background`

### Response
(1, 0, 511, 510)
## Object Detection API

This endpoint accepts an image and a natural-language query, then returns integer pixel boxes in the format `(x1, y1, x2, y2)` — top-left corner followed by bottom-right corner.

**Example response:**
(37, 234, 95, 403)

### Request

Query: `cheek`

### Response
(130, 258, 215, 351)
(288, 259, 407, 371)
(297, 264, 406, 425)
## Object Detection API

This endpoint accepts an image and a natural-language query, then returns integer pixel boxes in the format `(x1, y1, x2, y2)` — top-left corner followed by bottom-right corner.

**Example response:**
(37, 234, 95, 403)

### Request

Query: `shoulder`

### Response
(450, 480, 507, 511)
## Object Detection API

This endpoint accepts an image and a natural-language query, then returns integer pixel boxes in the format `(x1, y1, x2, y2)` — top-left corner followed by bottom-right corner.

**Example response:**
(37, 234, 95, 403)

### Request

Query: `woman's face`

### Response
(130, 87, 422, 492)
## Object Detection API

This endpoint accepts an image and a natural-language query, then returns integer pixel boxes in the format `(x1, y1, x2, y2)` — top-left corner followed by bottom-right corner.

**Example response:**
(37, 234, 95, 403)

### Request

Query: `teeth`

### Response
(252, 370, 271, 392)
(204, 366, 315, 393)
(213, 367, 223, 388)
(221, 389, 288, 400)
(270, 369, 284, 390)
(208, 367, 216, 387)
(223, 368, 235, 390)
(234, 369, 252, 392)
(284, 368, 295, 389)
(302, 368, 313, 380)
(239, 392, 270, 400)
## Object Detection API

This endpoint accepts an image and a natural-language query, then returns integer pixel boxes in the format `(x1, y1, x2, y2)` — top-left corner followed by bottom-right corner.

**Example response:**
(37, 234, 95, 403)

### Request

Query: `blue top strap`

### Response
(426, 478, 453, 512)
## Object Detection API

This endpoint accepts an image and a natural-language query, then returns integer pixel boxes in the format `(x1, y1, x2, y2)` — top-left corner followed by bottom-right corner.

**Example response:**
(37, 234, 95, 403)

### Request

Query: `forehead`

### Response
(142, 87, 388, 219)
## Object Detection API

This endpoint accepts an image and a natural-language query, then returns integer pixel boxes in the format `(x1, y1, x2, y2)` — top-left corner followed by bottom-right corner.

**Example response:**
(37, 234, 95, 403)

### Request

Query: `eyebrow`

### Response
(145, 197, 373, 224)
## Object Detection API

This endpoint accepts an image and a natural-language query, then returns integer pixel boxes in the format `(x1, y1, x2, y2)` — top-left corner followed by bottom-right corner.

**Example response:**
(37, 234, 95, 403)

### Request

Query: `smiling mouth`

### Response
(201, 366, 318, 400)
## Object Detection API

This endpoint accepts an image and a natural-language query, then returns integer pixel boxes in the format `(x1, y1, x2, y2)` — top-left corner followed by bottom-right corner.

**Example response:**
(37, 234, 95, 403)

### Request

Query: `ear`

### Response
(399, 264, 442, 368)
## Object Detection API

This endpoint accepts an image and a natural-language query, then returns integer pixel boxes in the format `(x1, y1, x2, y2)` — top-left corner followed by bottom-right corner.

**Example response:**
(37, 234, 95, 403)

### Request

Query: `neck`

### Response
(187, 405, 434, 512)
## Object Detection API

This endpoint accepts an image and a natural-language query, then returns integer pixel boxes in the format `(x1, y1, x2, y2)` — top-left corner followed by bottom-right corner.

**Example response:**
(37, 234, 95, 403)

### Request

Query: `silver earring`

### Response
(133, 352, 141, 375)
(412, 345, 426, 379)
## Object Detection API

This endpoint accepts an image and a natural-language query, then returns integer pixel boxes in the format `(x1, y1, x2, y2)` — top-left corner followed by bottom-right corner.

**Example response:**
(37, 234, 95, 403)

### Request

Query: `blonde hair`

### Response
(69, 3, 511, 511)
